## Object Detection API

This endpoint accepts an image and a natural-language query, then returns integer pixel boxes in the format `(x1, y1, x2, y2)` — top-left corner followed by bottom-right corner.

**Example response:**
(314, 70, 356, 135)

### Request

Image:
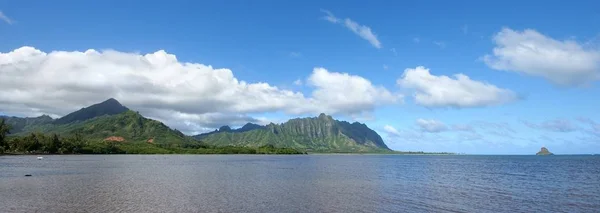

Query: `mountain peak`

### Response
(240, 123, 264, 131)
(53, 98, 129, 124)
(218, 126, 232, 132)
(100, 98, 123, 106)
(318, 113, 333, 121)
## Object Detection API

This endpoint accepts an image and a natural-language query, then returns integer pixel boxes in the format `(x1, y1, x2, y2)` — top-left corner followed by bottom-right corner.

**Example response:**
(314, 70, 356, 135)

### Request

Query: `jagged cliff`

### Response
(194, 113, 390, 152)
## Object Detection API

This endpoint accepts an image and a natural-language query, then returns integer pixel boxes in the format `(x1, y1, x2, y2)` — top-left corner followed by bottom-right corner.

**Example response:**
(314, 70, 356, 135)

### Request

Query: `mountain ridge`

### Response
(194, 113, 390, 152)
(3, 99, 391, 152)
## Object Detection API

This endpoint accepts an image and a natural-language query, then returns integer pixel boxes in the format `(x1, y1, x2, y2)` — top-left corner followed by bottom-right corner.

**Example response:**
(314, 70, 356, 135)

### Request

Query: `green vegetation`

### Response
(0, 130, 305, 155)
(1, 98, 413, 154)
(195, 113, 391, 153)
(0, 115, 53, 133)
(0, 98, 305, 155)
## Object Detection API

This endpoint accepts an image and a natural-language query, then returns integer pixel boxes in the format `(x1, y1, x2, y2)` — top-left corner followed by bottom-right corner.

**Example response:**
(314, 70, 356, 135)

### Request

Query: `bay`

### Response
(1, 155, 599, 213)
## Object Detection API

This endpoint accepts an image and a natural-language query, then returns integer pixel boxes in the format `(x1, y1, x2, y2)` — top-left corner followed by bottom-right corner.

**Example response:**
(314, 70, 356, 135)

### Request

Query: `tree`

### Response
(49, 134, 61, 154)
(26, 133, 41, 152)
(0, 119, 11, 150)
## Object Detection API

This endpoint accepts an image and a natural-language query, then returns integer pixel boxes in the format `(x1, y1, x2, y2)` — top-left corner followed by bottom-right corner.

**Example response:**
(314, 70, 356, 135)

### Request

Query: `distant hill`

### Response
(46, 110, 193, 144)
(53, 98, 129, 124)
(0, 115, 54, 133)
(196, 122, 266, 137)
(194, 113, 390, 152)
(5, 99, 194, 145)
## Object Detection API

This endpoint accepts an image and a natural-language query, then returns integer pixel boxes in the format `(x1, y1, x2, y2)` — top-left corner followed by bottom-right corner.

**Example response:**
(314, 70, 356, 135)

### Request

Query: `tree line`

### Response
(0, 119, 305, 155)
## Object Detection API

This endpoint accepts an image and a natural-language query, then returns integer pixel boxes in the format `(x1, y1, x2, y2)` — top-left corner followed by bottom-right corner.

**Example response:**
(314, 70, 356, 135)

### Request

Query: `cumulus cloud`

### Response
(0, 47, 397, 134)
(522, 119, 578, 132)
(483, 28, 600, 86)
(416, 119, 448, 133)
(383, 125, 401, 137)
(320, 10, 382, 49)
(0, 11, 13, 25)
(397, 66, 517, 108)
(307, 67, 400, 115)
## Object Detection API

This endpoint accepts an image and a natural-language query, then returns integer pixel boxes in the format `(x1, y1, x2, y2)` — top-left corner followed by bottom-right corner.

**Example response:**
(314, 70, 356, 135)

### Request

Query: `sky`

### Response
(1, 0, 599, 154)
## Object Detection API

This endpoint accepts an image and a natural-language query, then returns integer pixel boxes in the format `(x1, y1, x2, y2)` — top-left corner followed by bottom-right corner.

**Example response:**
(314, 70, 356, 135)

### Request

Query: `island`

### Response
(536, 147, 554, 155)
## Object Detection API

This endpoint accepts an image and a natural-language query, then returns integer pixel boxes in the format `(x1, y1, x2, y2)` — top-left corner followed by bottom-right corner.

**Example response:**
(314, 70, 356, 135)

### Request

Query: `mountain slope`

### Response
(15, 110, 193, 144)
(54, 98, 129, 124)
(54, 110, 193, 144)
(0, 115, 54, 133)
(5, 99, 195, 145)
(194, 113, 390, 152)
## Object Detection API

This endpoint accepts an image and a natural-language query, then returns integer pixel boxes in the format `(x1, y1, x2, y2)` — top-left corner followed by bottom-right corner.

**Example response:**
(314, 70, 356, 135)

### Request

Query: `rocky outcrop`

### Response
(536, 147, 553, 155)
(104, 136, 125, 142)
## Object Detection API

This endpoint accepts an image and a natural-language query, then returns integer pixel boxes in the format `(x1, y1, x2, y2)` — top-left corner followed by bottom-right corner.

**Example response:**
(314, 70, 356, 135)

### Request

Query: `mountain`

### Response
(3, 99, 390, 152)
(0, 115, 54, 133)
(194, 113, 390, 152)
(53, 98, 129, 124)
(5, 99, 194, 145)
(536, 147, 554, 155)
(45, 110, 193, 144)
(195, 122, 266, 137)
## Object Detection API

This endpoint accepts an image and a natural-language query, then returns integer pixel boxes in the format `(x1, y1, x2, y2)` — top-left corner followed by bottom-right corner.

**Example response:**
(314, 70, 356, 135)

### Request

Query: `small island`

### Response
(536, 147, 553, 156)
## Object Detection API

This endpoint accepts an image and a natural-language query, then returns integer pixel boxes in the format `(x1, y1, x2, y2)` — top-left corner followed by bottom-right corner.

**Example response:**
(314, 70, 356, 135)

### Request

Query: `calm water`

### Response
(1, 155, 599, 213)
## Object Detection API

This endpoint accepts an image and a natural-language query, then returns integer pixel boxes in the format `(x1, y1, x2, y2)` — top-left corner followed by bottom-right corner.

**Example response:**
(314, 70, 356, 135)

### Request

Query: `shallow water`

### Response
(1, 155, 599, 213)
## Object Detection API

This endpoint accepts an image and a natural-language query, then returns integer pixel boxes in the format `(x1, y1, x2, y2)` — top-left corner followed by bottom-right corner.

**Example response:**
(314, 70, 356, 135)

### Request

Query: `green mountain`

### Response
(0, 115, 54, 133)
(53, 98, 129, 124)
(194, 113, 390, 152)
(3, 99, 390, 153)
(6, 99, 193, 145)
(42, 110, 192, 144)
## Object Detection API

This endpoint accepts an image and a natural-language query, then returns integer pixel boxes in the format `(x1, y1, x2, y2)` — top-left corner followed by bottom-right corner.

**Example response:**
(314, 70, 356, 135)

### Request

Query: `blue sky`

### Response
(1, 0, 599, 154)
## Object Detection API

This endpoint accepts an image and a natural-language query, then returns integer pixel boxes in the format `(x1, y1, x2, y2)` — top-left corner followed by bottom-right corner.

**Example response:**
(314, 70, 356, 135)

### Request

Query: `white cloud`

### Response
(483, 28, 600, 86)
(390, 48, 398, 56)
(523, 119, 578, 132)
(383, 64, 389, 70)
(307, 67, 400, 115)
(0, 47, 398, 133)
(383, 125, 401, 137)
(289, 52, 302, 58)
(452, 124, 474, 132)
(413, 37, 421, 43)
(433, 41, 446, 48)
(0, 11, 13, 25)
(397, 66, 517, 108)
(320, 10, 382, 49)
(320, 9, 340, 23)
(416, 119, 448, 133)
(293, 79, 303, 86)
